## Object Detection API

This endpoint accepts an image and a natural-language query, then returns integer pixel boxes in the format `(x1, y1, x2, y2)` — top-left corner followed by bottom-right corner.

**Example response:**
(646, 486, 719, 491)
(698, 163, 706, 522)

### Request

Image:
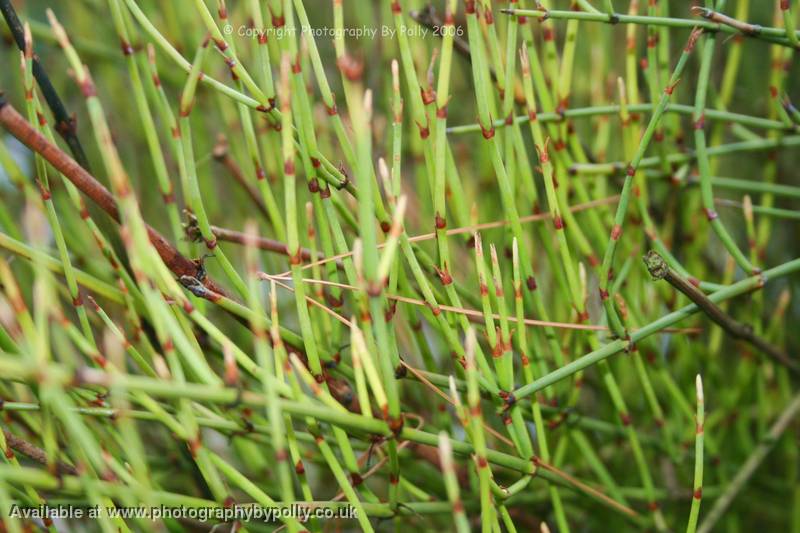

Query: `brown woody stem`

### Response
(184, 213, 341, 269)
(643, 250, 798, 375)
(0, 96, 227, 298)
(3, 428, 78, 476)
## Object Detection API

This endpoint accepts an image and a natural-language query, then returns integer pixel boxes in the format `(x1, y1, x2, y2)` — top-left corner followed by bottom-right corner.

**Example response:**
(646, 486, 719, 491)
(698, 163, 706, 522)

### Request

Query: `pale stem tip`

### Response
(696, 374, 704, 403)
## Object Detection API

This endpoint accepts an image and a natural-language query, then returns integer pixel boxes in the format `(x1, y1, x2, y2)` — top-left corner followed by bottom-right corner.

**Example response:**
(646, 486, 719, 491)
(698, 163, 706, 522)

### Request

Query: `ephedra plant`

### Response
(0, 0, 799, 530)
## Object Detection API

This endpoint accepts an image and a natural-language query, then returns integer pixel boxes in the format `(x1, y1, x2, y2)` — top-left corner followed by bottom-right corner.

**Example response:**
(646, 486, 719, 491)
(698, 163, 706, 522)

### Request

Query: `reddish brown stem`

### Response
(3, 428, 78, 476)
(691, 6, 762, 36)
(0, 97, 226, 298)
(185, 213, 342, 270)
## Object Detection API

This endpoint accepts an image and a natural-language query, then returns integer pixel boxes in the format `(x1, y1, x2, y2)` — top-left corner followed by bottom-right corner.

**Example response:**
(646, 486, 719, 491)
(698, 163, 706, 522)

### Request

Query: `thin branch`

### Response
(0, 97, 227, 298)
(184, 213, 341, 268)
(2, 428, 78, 476)
(643, 251, 798, 375)
(261, 272, 701, 334)
(1, 0, 133, 273)
(690, 6, 763, 37)
(276, 195, 620, 278)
